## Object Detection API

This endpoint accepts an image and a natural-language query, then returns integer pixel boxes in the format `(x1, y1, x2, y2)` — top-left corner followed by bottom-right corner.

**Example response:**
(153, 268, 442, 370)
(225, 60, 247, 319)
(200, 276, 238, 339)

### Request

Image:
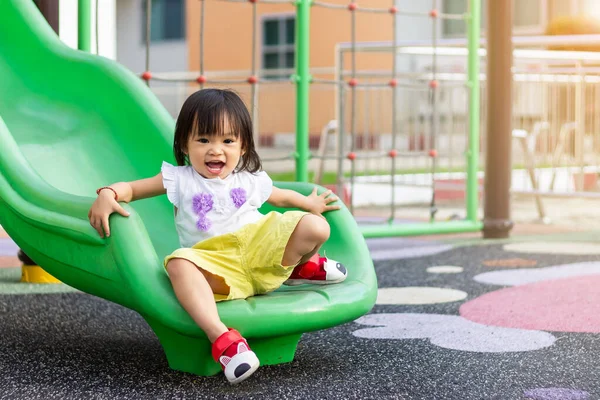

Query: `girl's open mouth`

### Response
(206, 161, 225, 175)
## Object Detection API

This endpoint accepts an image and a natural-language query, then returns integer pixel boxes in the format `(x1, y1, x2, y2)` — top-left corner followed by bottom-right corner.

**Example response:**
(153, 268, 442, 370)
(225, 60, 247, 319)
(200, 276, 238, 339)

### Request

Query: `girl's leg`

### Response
(281, 214, 330, 266)
(281, 214, 347, 285)
(167, 258, 260, 384)
(166, 258, 228, 342)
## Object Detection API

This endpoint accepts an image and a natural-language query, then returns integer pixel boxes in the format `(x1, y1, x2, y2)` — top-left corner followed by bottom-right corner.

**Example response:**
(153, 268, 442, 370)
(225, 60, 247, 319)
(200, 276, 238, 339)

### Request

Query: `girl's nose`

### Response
(208, 145, 223, 155)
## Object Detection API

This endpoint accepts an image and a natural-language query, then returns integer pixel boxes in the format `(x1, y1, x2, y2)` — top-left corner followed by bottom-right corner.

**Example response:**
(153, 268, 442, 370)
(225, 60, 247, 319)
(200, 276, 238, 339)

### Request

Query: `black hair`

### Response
(173, 88, 262, 173)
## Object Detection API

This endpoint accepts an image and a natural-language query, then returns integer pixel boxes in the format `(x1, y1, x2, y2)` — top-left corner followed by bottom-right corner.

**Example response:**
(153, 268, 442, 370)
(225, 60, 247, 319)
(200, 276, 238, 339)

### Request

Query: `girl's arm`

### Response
(110, 173, 166, 203)
(267, 186, 340, 216)
(88, 173, 166, 237)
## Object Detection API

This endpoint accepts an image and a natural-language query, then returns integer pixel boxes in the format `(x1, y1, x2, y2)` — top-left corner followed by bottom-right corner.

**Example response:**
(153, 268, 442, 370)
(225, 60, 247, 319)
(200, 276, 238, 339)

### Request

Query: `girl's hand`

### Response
(306, 187, 341, 216)
(88, 190, 130, 238)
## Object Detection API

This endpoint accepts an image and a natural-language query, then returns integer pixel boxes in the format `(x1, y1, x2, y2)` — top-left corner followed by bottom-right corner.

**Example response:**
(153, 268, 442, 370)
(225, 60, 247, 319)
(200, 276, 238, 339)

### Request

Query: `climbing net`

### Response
(129, 0, 475, 227)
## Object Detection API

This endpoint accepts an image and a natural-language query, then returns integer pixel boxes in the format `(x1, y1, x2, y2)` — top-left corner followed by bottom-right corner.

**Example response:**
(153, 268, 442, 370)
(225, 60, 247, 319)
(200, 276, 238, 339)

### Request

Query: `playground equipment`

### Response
(18, 249, 61, 284)
(512, 122, 550, 222)
(0, 0, 376, 376)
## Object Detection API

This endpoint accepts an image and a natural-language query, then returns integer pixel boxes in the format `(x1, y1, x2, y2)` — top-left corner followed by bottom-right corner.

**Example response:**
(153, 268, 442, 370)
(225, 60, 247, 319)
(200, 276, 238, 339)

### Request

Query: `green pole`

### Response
(295, 0, 310, 182)
(360, 220, 483, 238)
(78, 0, 91, 52)
(466, 0, 481, 222)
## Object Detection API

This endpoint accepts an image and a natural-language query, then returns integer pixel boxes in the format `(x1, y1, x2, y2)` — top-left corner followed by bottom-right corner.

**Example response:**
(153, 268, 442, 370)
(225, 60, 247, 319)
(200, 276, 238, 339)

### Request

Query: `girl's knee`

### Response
(166, 258, 193, 279)
(301, 214, 331, 244)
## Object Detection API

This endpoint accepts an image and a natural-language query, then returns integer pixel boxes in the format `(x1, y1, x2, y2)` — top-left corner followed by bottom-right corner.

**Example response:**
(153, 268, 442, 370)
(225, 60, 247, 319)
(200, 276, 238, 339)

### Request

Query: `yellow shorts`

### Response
(164, 211, 308, 302)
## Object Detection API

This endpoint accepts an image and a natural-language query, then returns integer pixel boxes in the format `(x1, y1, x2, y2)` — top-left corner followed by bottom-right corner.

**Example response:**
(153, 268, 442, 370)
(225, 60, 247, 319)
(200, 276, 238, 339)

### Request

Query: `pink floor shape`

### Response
(460, 275, 600, 333)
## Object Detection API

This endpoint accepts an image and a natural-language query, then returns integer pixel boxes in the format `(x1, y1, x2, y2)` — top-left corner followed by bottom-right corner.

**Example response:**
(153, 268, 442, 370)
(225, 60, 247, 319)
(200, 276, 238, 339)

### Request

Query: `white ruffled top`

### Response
(161, 162, 273, 248)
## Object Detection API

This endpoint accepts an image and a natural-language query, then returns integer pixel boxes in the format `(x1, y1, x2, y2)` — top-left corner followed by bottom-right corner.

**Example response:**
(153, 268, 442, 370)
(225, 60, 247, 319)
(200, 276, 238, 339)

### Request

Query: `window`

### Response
(262, 15, 295, 80)
(142, 0, 185, 42)
(442, 0, 546, 37)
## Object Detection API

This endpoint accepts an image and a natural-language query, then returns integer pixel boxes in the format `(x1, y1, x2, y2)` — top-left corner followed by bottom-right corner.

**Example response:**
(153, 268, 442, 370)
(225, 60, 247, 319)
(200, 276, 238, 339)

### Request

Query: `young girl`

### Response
(88, 88, 347, 384)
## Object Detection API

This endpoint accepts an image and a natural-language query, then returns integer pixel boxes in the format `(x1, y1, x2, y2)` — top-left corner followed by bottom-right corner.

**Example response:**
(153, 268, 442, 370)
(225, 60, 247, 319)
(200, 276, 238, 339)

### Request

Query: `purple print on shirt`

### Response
(192, 193, 214, 214)
(230, 187, 247, 208)
(192, 193, 214, 232)
(196, 215, 212, 232)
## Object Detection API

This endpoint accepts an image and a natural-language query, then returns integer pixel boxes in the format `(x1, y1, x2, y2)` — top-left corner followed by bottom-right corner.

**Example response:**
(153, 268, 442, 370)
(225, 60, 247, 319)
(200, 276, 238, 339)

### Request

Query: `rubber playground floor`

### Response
(2, 221, 600, 400)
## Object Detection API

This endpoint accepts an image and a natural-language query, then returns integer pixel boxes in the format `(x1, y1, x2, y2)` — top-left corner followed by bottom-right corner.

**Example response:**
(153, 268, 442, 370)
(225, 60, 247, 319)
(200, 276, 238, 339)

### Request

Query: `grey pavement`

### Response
(1, 241, 600, 399)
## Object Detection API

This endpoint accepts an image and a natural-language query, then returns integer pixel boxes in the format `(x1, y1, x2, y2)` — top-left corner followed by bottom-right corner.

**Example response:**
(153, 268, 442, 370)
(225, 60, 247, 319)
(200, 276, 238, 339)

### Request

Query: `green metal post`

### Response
(466, 0, 481, 222)
(361, 220, 483, 239)
(78, 0, 91, 52)
(295, 0, 310, 182)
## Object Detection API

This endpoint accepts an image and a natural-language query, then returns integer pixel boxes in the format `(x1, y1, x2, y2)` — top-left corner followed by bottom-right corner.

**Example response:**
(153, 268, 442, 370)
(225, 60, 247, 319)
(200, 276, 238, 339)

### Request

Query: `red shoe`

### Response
(284, 254, 348, 286)
(212, 329, 259, 384)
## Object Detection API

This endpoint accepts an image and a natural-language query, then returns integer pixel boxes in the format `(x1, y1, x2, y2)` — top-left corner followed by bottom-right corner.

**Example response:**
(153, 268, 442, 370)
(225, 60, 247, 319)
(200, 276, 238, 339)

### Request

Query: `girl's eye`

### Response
(224, 139, 234, 144)
(198, 138, 209, 143)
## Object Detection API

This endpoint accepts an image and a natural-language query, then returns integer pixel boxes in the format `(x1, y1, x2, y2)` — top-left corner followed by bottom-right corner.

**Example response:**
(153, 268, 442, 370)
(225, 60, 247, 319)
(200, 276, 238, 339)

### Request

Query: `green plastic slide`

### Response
(0, 0, 377, 376)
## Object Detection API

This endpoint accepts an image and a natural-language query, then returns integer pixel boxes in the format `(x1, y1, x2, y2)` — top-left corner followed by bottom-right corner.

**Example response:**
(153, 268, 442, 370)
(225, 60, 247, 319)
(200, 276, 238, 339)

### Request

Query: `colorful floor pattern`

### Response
(1, 235, 600, 399)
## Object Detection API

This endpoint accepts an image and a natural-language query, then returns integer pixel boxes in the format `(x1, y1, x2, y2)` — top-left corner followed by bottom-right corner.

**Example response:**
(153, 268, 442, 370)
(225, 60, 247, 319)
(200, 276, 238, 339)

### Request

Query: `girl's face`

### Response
(185, 119, 245, 179)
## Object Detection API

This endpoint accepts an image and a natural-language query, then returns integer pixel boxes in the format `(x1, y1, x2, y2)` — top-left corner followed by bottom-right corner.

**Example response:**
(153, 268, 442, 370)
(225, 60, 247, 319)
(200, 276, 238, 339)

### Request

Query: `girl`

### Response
(88, 89, 347, 384)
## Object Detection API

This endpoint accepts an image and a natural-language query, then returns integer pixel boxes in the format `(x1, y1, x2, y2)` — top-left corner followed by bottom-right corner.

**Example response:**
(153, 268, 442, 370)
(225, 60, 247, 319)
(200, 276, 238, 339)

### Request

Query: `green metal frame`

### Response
(78, 0, 91, 52)
(360, 0, 482, 238)
(293, 0, 483, 238)
(465, 0, 482, 226)
(364, 0, 483, 237)
(295, 0, 311, 183)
